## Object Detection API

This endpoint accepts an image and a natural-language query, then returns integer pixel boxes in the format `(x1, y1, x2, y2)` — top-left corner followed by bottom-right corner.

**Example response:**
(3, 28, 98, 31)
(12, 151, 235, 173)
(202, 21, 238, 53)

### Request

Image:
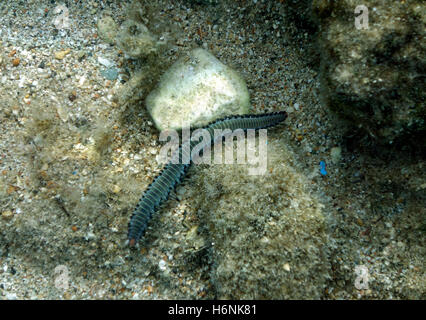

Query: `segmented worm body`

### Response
(128, 111, 287, 246)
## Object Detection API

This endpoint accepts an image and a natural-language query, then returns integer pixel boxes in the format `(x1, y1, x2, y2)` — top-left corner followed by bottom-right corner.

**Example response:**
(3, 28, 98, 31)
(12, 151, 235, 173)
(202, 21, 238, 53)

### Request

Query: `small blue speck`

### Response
(72, 171, 77, 175)
(319, 161, 327, 176)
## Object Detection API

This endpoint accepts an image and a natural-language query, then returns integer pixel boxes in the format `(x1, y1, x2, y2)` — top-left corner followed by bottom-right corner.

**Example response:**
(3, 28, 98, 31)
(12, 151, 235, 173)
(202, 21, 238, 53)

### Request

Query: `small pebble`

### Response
(84, 231, 96, 241)
(100, 68, 118, 80)
(77, 51, 86, 61)
(68, 92, 77, 102)
(112, 184, 121, 194)
(158, 259, 167, 271)
(5, 293, 18, 300)
(146, 285, 153, 294)
(2, 210, 14, 220)
(330, 147, 342, 164)
(98, 56, 113, 68)
(56, 104, 69, 122)
(6, 185, 16, 194)
(54, 49, 71, 60)
(12, 58, 20, 66)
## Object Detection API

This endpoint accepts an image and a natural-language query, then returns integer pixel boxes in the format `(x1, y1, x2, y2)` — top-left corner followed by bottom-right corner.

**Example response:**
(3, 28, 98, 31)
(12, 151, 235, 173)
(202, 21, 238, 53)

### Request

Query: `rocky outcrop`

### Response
(313, 0, 425, 144)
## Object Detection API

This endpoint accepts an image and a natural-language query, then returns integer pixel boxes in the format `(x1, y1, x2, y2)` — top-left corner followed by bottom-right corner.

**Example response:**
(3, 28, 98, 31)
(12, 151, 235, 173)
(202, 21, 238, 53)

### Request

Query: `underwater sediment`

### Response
(0, 0, 424, 299)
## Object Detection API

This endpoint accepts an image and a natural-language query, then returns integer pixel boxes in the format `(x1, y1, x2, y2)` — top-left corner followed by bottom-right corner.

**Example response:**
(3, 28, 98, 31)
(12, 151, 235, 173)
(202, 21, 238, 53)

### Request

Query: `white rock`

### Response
(97, 56, 113, 68)
(158, 259, 167, 271)
(56, 104, 69, 122)
(6, 293, 17, 300)
(146, 48, 250, 131)
(330, 147, 342, 164)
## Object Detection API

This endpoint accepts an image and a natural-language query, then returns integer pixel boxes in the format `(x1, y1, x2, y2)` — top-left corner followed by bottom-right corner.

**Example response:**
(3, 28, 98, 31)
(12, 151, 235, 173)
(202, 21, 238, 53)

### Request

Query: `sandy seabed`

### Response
(0, 0, 424, 299)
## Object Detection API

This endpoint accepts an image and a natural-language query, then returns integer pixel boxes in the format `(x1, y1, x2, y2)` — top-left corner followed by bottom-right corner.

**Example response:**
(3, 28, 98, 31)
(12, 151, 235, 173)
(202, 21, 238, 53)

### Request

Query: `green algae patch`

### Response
(190, 139, 330, 299)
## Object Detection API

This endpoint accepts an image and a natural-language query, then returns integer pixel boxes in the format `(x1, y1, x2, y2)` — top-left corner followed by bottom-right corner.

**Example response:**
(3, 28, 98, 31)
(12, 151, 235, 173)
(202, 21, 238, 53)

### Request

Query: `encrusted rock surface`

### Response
(312, 0, 426, 143)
